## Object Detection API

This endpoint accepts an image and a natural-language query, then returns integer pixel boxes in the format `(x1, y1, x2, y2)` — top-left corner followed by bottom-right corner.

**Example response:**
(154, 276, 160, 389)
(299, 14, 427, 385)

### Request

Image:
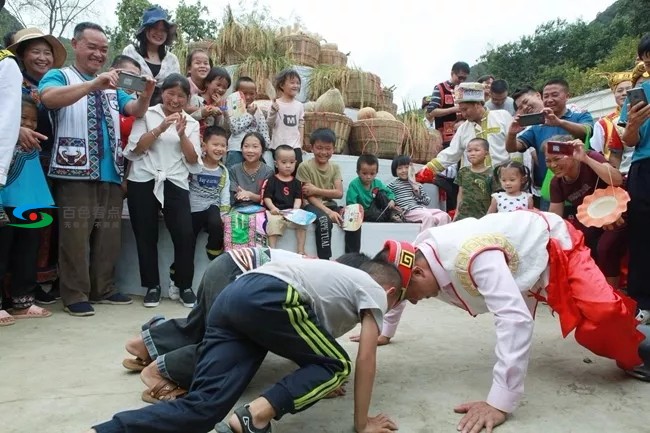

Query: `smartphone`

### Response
(628, 87, 648, 107)
(518, 112, 545, 127)
(117, 71, 147, 93)
(546, 141, 574, 156)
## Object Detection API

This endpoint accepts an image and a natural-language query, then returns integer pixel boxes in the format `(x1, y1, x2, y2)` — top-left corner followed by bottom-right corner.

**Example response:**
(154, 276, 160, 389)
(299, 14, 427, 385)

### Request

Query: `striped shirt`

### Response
(227, 247, 302, 273)
(426, 80, 453, 111)
(388, 178, 431, 212)
(189, 165, 231, 213)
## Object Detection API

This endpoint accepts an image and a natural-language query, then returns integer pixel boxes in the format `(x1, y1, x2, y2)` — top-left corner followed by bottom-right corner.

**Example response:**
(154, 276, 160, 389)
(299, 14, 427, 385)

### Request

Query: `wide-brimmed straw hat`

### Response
(7, 27, 68, 68)
(136, 6, 177, 44)
(7, 27, 67, 68)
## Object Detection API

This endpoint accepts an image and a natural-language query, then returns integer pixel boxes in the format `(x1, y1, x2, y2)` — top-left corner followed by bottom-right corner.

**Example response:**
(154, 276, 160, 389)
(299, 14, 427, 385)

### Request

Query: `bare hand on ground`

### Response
(357, 414, 399, 433)
(454, 401, 506, 433)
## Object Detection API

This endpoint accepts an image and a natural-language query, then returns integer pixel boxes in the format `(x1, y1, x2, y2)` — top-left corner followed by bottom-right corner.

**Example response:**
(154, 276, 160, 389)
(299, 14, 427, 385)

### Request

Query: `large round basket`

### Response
(345, 71, 381, 109)
(303, 112, 352, 154)
(319, 49, 347, 67)
(277, 35, 321, 68)
(349, 119, 407, 159)
(409, 130, 443, 164)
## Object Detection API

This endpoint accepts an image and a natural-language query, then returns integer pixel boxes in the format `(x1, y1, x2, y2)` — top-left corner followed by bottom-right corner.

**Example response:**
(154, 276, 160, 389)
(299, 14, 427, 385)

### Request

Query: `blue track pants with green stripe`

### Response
(93, 273, 351, 433)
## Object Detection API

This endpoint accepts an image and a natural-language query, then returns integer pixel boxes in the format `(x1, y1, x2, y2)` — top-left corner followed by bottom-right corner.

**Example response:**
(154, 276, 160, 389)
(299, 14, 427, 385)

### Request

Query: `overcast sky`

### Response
(89, 0, 616, 105)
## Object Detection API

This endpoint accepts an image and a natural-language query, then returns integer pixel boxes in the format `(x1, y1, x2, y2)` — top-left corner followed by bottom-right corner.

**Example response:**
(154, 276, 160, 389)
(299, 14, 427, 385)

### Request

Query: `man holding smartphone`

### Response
(38, 22, 155, 317)
(505, 80, 594, 209)
(620, 34, 650, 326)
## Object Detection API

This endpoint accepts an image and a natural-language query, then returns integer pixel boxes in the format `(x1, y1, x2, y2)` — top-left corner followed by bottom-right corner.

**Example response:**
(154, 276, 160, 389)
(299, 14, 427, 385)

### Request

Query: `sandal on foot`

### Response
(215, 405, 272, 433)
(11, 305, 52, 319)
(0, 310, 15, 326)
(141, 380, 187, 404)
(122, 357, 152, 372)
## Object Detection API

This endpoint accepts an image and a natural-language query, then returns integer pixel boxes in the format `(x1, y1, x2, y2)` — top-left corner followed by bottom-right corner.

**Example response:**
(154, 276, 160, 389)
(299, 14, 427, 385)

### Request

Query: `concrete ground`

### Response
(2, 297, 649, 433)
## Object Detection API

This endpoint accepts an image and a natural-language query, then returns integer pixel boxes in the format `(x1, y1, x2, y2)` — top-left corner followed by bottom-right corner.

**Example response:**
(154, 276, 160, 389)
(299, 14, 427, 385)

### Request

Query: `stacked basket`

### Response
(303, 113, 353, 154)
(276, 34, 321, 68)
(349, 118, 408, 159)
(319, 43, 347, 67)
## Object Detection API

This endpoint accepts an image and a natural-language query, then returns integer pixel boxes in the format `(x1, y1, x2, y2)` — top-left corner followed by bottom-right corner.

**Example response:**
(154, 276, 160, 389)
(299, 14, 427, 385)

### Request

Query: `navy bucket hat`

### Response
(136, 5, 177, 44)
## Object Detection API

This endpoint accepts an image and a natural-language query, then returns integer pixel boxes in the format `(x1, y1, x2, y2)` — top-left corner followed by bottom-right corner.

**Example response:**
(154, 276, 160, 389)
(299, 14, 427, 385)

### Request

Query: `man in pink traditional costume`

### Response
(379, 210, 644, 433)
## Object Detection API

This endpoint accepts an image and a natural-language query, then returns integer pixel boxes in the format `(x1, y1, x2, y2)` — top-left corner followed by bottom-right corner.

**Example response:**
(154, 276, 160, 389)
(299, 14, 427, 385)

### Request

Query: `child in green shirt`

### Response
(345, 154, 401, 252)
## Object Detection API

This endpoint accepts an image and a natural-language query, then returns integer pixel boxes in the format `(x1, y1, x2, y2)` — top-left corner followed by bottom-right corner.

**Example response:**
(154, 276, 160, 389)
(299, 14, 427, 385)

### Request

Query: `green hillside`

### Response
(471, 0, 650, 95)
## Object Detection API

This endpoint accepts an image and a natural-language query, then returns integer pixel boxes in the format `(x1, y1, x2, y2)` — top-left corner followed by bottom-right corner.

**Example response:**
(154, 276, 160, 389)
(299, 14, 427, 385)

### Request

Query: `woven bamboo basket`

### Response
(409, 130, 443, 164)
(349, 119, 407, 159)
(345, 70, 381, 109)
(303, 112, 352, 154)
(277, 34, 321, 68)
(319, 49, 347, 67)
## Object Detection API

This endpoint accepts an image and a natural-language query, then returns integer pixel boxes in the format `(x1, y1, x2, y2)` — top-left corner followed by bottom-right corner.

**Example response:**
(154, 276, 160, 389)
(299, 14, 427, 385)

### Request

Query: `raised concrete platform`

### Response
(115, 221, 423, 297)
(116, 153, 442, 297)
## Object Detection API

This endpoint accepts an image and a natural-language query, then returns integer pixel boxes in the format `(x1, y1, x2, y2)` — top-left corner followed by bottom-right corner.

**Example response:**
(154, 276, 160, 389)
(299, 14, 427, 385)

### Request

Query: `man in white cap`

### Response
(416, 82, 514, 184)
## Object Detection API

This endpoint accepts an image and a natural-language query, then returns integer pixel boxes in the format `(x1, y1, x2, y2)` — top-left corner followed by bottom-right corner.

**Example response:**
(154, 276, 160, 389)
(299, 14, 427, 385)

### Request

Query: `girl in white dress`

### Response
(488, 161, 534, 213)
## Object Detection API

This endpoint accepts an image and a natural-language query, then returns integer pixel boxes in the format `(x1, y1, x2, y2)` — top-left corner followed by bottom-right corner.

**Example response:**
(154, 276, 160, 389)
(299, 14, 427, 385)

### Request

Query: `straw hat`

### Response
(7, 27, 66, 68)
(455, 82, 485, 103)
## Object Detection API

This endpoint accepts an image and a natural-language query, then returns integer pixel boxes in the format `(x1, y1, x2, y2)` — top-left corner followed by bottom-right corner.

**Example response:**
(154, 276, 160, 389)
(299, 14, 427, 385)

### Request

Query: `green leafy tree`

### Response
(174, 0, 218, 43)
(108, 0, 152, 51)
(474, 0, 647, 97)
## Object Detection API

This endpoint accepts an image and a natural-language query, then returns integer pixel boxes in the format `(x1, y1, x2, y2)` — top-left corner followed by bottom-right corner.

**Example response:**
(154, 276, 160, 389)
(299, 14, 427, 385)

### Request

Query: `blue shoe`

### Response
(64, 302, 95, 317)
(93, 293, 133, 305)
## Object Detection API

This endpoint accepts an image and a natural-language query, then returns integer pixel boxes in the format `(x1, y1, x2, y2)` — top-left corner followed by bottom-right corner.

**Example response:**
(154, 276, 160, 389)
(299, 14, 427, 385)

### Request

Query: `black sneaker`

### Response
(34, 285, 58, 305)
(64, 301, 95, 317)
(93, 293, 133, 305)
(143, 286, 161, 308)
(180, 288, 196, 308)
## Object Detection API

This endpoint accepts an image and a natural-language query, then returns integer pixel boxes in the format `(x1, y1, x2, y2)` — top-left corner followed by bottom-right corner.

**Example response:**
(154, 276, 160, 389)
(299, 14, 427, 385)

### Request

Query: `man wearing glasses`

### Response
(425, 61, 470, 148)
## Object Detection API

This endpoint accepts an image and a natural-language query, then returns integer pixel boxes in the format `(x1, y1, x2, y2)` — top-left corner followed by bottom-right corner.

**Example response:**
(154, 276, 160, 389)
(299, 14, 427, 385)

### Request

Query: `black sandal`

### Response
(214, 405, 272, 433)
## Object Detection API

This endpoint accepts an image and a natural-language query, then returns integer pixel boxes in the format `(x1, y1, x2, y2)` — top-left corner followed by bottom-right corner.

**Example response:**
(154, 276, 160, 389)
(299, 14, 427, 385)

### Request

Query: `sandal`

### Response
(141, 380, 187, 404)
(11, 305, 52, 319)
(215, 405, 272, 433)
(122, 357, 152, 372)
(0, 310, 15, 326)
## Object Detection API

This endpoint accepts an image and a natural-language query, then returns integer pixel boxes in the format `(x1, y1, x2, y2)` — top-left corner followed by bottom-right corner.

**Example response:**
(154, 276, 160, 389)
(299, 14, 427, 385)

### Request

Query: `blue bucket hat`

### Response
(136, 5, 177, 43)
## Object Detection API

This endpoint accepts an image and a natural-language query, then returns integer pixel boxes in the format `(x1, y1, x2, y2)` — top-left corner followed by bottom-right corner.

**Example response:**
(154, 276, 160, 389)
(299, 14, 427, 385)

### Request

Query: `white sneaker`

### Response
(168, 281, 180, 301)
(636, 309, 650, 325)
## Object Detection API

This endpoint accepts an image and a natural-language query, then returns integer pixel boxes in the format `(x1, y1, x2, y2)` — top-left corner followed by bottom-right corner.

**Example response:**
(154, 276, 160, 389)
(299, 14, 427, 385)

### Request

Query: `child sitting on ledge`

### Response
(388, 154, 451, 231)
(345, 154, 402, 253)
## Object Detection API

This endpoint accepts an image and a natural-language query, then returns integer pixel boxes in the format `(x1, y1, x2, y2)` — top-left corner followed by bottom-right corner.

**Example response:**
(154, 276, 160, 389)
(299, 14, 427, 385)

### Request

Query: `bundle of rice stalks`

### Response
(216, 5, 278, 64)
(237, 52, 292, 99)
(308, 65, 351, 101)
(399, 100, 440, 162)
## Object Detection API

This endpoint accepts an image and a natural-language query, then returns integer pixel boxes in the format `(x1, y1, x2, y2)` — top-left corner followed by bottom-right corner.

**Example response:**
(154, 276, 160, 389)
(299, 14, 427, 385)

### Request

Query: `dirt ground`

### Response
(2, 298, 648, 433)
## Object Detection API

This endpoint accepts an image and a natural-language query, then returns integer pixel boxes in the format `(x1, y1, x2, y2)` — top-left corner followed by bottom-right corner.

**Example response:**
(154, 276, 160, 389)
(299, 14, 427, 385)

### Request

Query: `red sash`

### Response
(544, 220, 642, 369)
